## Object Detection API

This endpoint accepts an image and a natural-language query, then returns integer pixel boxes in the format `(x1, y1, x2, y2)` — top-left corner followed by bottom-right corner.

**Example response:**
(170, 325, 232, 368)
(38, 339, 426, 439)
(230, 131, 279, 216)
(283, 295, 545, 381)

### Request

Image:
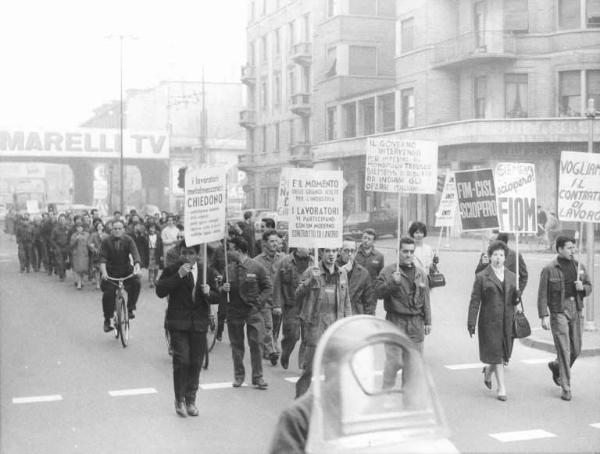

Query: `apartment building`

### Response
(239, 0, 396, 210)
(314, 0, 600, 229)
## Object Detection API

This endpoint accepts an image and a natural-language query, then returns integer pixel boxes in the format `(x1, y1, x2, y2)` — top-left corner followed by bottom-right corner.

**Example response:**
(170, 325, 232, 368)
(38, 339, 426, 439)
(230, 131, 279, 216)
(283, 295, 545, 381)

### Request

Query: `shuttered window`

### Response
(504, 0, 528, 31)
(559, 71, 581, 116)
(587, 70, 600, 111)
(559, 0, 581, 29)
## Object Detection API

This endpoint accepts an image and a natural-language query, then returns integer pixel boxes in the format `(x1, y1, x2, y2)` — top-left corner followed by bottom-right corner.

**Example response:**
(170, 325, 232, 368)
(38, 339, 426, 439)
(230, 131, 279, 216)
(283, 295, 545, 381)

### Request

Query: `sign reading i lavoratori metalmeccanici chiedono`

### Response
(287, 168, 344, 249)
(454, 168, 499, 231)
(184, 166, 227, 246)
(558, 151, 600, 223)
(435, 172, 458, 228)
(494, 162, 537, 234)
(365, 138, 438, 194)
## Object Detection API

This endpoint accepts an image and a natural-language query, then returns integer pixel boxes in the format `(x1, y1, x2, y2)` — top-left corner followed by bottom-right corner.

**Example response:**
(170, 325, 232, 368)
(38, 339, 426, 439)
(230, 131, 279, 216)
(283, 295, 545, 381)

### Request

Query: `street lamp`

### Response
(584, 98, 597, 331)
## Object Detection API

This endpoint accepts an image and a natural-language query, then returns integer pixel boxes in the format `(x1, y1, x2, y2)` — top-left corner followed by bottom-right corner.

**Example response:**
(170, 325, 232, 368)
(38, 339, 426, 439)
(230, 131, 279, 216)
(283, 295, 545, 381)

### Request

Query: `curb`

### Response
(519, 337, 600, 357)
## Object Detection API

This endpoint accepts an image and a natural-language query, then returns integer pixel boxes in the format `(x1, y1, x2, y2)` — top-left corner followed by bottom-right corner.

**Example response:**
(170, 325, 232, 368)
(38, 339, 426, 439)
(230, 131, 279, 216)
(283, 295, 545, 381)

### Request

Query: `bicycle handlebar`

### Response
(105, 273, 136, 283)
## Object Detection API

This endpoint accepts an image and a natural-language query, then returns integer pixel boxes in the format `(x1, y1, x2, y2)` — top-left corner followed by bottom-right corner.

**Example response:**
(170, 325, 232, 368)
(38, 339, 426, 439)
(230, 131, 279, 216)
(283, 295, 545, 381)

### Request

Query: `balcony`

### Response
(291, 42, 312, 66)
(313, 118, 593, 161)
(289, 142, 312, 165)
(290, 93, 311, 116)
(239, 110, 256, 129)
(241, 64, 256, 85)
(432, 30, 517, 69)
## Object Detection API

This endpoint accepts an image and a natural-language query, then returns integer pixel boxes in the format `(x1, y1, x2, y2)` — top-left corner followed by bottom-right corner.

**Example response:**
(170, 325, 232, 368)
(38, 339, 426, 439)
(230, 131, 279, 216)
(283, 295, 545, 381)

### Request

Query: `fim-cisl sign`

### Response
(0, 129, 169, 159)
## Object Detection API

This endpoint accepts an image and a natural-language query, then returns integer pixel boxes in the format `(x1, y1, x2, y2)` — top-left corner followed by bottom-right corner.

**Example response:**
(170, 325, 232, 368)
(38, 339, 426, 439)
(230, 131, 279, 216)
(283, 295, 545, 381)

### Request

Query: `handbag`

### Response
(513, 303, 531, 339)
(427, 263, 446, 288)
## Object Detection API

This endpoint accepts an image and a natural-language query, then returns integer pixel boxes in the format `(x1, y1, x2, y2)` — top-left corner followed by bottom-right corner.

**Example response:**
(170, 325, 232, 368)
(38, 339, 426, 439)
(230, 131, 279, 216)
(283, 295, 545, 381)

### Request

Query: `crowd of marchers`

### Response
(3, 208, 592, 423)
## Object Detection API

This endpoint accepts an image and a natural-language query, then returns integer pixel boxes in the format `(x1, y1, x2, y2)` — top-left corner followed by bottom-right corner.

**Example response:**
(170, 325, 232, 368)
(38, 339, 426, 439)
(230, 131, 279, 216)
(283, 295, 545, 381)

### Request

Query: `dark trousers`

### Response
(54, 246, 69, 279)
(100, 275, 141, 319)
(281, 305, 301, 366)
(34, 240, 47, 271)
(227, 310, 265, 382)
(550, 298, 582, 392)
(169, 329, 207, 403)
(17, 243, 34, 271)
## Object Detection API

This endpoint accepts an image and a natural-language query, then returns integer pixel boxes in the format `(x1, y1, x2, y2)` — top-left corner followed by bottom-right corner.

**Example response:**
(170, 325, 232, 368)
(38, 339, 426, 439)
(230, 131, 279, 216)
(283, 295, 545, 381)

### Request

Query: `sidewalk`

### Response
(520, 326, 600, 357)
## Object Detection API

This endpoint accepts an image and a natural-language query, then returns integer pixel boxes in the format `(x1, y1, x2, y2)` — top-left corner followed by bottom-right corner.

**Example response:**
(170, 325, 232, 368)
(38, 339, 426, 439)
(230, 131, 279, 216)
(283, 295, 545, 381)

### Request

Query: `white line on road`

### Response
(13, 394, 63, 404)
(199, 382, 248, 390)
(284, 377, 300, 383)
(108, 388, 157, 397)
(520, 358, 553, 364)
(490, 429, 557, 442)
(591, 423, 600, 429)
(445, 363, 483, 370)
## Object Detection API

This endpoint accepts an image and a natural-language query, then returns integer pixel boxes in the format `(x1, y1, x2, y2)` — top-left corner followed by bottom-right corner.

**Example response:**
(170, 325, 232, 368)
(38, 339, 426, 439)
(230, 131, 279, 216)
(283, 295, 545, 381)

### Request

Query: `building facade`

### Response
(241, 0, 600, 232)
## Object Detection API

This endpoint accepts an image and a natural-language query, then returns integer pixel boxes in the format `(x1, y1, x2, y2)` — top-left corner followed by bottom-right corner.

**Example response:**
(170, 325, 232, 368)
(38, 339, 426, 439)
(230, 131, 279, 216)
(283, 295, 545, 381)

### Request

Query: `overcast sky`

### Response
(0, 0, 247, 129)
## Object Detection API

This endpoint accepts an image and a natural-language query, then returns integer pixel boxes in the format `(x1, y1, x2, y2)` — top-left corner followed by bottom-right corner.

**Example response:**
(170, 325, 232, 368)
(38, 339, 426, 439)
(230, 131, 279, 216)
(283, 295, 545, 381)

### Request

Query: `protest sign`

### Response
(365, 138, 438, 194)
(435, 172, 458, 228)
(276, 167, 293, 225)
(558, 151, 600, 223)
(184, 167, 227, 246)
(454, 169, 499, 231)
(287, 168, 344, 248)
(494, 162, 537, 233)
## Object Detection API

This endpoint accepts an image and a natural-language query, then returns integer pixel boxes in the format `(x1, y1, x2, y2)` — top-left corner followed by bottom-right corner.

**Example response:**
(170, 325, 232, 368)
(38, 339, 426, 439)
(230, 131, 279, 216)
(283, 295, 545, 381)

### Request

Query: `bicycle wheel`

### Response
(116, 291, 129, 348)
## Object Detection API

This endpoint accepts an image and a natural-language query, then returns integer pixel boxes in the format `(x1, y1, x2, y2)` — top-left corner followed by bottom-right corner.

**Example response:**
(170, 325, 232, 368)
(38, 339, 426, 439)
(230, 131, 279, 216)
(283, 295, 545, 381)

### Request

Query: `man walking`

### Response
(294, 248, 352, 398)
(222, 237, 272, 389)
(537, 235, 592, 401)
(375, 237, 431, 389)
(155, 241, 221, 417)
(337, 239, 376, 315)
(254, 229, 285, 366)
(354, 228, 384, 283)
(50, 213, 71, 281)
(237, 211, 257, 258)
(273, 247, 313, 370)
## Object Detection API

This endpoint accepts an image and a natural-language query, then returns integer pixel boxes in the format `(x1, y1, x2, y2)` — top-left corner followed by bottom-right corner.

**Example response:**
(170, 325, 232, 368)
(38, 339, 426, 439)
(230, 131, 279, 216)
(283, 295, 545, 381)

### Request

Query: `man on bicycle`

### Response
(99, 220, 142, 332)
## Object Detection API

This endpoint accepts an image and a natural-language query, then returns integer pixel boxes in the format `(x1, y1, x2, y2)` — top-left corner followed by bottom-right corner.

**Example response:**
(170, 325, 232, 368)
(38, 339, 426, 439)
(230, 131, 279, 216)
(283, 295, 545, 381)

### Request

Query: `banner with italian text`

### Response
(454, 169, 499, 231)
(558, 151, 600, 223)
(494, 162, 537, 233)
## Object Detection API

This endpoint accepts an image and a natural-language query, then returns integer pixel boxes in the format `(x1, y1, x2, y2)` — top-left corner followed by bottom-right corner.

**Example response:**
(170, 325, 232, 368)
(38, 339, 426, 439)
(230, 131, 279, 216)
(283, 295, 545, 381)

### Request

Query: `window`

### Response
(377, 93, 395, 132)
(274, 28, 280, 56)
(349, 0, 376, 15)
(249, 1, 255, 21)
(288, 69, 296, 98)
(359, 98, 375, 135)
(474, 76, 487, 118)
(326, 47, 337, 77)
(273, 73, 281, 108)
(261, 125, 267, 153)
(274, 122, 280, 152)
(327, 106, 337, 140)
(504, 0, 528, 31)
(248, 41, 255, 65)
(327, 0, 339, 17)
(349, 46, 376, 76)
(474, 1, 486, 48)
(559, 0, 580, 29)
(342, 102, 357, 138)
(261, 35, 267, 64)
(505, 74, 528, 117)
(289, 119, 295, 145)
(401, 88, 415, 128)
(262, 0, 267, 15)
(559, 71, 581, 116)
(261, 79, 268, 110)
(587, 70, 600, 112)
(302, 14, 310, 41)
(588, 0, 600, 27)
(378, 0, 396, 16)
(288, 21, 295, 50)
(401, 18, 415, 53)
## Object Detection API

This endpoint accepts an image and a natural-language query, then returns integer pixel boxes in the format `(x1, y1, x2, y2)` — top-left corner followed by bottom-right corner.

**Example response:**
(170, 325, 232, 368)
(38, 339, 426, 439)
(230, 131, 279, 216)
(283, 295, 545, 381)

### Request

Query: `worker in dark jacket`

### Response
(337, 238, 376, 315)
(354, 228, 384, 283)
(50, 213, 71, 281)
(156, 241, 221, 417)
(475, 230, 528, 291)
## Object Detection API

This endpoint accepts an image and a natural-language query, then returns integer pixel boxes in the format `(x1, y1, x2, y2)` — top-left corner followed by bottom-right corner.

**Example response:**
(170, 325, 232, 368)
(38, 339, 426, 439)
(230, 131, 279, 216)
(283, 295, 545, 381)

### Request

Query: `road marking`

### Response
(284, 377, 300, 383)
(591, 423, 600, 429)
(520, 358, 553, 364)
(199, 382, 248, 390)
(108, 388, 157, 397)
(13, 394, 63, 404)
(490, 430, 556, 442)
(445, 363, 483, 370)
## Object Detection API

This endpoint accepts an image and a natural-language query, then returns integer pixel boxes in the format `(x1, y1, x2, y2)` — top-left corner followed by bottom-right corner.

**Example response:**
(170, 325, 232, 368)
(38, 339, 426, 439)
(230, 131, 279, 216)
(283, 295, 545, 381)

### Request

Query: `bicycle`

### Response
(106, 273, 135, 348)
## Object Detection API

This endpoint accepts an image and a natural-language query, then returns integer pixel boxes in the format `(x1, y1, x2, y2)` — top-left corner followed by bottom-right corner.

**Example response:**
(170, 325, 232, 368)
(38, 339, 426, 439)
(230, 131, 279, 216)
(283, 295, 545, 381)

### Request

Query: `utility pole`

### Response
(119, 35, 124, 214)
(584, 98, 597, 331)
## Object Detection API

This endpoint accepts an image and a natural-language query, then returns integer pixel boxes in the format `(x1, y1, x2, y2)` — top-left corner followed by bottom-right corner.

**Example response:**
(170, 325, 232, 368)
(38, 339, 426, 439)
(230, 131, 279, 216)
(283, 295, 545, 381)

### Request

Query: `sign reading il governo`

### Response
(0, 129, 169, 159)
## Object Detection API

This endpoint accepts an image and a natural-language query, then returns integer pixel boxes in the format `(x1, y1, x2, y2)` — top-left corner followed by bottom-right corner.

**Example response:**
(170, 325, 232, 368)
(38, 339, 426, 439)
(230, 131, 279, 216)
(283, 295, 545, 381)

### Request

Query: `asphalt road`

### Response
(1, 232, 599, 453)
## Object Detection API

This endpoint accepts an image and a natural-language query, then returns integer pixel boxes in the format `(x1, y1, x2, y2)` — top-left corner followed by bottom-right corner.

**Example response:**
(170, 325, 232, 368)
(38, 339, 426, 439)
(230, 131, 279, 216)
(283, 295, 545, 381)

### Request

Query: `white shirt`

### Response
(414, 243, 434, 271)
(191, 262, 198, 295)
(161, 225, 179, 246)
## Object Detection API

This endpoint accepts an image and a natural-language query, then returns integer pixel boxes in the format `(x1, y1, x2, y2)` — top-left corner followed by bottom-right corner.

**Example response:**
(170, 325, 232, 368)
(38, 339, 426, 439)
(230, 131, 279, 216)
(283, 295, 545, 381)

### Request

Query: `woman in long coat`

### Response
(468, 240, 520, 401)
(70, 224, 90, 290)
(88, 221, 107, 289)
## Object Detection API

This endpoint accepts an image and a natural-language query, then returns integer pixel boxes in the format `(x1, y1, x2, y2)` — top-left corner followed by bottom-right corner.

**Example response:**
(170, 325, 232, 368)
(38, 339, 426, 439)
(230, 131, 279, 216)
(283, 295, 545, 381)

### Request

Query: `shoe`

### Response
(149, 283, 154, 288)
(103, 319, 114, 332)
(185, 402, 199, 416)
(482, 367, 492, 390)
(561, 390, 572, 401)
(497, 394, 507, 401)
(232, 378, 244, 388)
(269, 353, 279, 366)
(128, 310, 135, 319)
(252, 378, 268, 390)
(548, 362, 560, 387)
(175, 400, 187, 417)
(281, 355, 289, 370)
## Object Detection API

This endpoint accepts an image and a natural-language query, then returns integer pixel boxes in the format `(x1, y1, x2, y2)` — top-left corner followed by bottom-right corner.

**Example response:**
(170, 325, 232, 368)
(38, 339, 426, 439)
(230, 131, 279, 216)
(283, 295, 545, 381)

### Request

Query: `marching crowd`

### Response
(4, 207, 592, 425)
